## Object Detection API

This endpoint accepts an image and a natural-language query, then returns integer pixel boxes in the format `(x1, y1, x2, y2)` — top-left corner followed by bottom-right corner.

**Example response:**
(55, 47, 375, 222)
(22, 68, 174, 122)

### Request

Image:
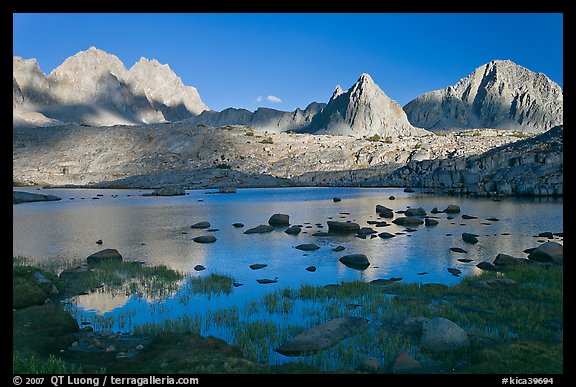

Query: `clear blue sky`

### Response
(13, 13, 563, 112)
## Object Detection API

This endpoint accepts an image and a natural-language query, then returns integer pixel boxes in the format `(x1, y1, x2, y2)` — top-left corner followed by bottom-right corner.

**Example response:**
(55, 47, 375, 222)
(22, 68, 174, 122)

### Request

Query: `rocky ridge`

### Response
(378, 125, 563, 196)
(403, 60, 563, 133)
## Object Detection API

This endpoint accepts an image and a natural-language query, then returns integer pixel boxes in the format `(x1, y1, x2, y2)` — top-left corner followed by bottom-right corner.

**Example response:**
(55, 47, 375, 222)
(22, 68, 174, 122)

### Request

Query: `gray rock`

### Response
(327, 221, 360, 233)
(476, 261, 498, 271)
(244, 225, 275, 234)
(493, 253, 527, 266)
(275, 317, 368, 356)
(268, 213, 290, 226)
(462, 214, 478, 220)
(424, 218, 439, 226)
(285, 225, 302, 235)
(443, 205, 461, 214)
(191, 221, 211, 229)
(193, 235, 217, 244)
(392, 217, 424, 226)
(405, 207, 426, 217)
(339, 254, 370, 270)
(450, 247, 468, 253)
(391, 351, 423, 374)
(232, 223, 244, 228)
(305, 266, 317, 272)
(86, 249, 123, 265)
(378, 232, 396, 239)
(193, 265, 206, 271)
(249, 263, 267, 270)
(527, 241, 563, 264)
(419, 317, 470, 351)
(332, 245, 346, 252)
(462, 232, 479, 244)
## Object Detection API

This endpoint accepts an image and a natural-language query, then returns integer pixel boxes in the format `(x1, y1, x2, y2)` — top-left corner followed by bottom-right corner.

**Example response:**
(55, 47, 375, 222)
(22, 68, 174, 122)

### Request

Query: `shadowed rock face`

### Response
(404, 60, 563, 133)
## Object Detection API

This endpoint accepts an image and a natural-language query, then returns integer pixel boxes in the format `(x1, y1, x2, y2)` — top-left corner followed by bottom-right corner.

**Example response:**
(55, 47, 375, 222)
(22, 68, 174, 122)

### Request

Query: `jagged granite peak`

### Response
(12, 47, 210, 127)
(127, 57, 208, 120)
(13, 56, 51, 105)
(403, 60, 563, 133)
(47, 46, 130, 104)
(308, 73, 429, 137)
(331, 85, 344, 100)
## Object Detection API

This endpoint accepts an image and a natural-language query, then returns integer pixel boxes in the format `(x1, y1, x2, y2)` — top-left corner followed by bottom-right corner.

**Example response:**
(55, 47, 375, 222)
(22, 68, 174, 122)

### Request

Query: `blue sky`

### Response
(13, 13, 563, 112)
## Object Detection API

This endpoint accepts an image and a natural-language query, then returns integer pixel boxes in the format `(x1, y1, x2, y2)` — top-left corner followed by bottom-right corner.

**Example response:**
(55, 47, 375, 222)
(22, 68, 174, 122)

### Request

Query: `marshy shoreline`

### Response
(13, 245, 563, 374)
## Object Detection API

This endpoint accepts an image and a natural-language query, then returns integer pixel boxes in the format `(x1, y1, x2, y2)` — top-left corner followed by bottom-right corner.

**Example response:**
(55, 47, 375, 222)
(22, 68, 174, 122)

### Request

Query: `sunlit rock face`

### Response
(13, 47, 208, 127)
(404, 60, 563, 133)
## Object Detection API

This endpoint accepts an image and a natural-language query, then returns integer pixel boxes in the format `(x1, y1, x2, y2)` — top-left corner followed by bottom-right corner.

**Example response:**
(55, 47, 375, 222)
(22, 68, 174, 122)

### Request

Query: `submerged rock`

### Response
(295, 243, 320, 251)
(275, 317, 368, 356)
(249, 263, 267, 270)
(244, 224, 275, 234)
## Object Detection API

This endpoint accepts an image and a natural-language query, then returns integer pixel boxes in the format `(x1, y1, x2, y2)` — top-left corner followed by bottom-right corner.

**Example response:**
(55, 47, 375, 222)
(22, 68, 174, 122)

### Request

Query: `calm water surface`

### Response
(13, 186, 563, 364)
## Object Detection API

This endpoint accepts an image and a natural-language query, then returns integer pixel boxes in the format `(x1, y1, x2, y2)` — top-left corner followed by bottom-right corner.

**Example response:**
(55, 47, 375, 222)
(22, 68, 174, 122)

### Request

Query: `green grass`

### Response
(186, 273, 235, 296)
(13, 352, 86, 374)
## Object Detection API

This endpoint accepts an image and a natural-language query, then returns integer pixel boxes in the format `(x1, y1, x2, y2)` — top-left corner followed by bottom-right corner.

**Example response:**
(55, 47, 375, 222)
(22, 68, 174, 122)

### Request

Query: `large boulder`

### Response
(527, 241, 563, 264)
(86, 248, 123, 265)
(339, 254, 370, 270)
(327, 221, 360, 233)
(268, 213, 290, 226)
(420, 318, 470, 352)
(275, 317, 368, 356)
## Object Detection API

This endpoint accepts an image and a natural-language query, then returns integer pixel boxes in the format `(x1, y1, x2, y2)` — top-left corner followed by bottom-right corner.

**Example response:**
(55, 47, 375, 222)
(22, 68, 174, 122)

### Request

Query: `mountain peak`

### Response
(404, 60, 563, 133)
